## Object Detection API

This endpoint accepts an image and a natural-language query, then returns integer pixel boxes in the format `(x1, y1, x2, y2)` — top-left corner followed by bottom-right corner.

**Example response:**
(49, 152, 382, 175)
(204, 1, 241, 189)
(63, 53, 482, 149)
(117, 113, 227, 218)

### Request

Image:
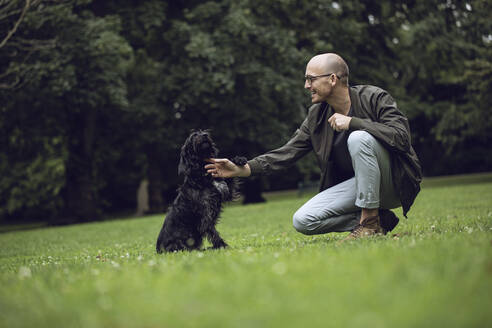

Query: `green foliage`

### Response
(0, 0, 134, 221)
(379, 0, 492, 174)
(0, 136, 66, 219)
(0, 175, 491, 327)
(464, 45, 492, 143)
(161, 0, 309, 149)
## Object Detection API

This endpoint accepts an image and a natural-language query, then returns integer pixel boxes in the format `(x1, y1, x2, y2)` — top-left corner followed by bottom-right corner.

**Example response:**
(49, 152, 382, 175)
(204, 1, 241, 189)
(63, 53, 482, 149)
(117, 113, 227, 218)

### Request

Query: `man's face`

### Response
(304, 64, 334, 103)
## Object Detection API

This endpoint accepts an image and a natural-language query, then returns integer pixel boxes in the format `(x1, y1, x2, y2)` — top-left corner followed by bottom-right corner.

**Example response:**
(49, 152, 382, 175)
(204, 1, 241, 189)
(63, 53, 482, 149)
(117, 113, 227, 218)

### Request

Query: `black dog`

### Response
(156, 130, 246, 253)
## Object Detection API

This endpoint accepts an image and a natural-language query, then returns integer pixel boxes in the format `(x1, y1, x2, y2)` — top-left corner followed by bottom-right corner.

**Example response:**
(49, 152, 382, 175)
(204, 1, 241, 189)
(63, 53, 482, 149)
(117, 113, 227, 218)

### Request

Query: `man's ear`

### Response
(330, 74, 337, 87)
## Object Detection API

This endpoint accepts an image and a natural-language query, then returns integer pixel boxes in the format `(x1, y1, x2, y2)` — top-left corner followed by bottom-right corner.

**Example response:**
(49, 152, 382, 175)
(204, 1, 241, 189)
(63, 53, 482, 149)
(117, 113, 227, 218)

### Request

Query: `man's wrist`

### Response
(238, 163, 251, 177)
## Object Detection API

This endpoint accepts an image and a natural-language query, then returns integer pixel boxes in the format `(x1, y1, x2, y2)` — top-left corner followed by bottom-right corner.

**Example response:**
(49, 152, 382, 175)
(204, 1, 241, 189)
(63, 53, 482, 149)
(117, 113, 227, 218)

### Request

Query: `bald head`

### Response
(307, 53, 349, 87)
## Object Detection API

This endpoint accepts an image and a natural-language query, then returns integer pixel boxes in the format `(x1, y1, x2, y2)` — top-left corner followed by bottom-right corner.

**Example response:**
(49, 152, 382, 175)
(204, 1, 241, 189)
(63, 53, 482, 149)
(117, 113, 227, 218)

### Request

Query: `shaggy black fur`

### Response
(156, 130, 247, 253)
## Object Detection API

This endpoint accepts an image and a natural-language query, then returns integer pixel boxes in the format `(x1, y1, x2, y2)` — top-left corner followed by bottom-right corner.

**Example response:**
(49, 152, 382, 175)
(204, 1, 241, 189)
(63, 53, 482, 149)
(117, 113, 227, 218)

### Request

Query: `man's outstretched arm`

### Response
(206, 114, 313, 178)
(205, 158, 251, 178)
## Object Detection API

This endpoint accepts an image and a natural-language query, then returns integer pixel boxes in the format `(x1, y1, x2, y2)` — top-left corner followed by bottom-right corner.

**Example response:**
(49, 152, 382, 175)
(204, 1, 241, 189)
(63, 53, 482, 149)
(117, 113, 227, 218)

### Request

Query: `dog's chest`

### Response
(203, 184, 224, 206)
(179, 184, 223, 213)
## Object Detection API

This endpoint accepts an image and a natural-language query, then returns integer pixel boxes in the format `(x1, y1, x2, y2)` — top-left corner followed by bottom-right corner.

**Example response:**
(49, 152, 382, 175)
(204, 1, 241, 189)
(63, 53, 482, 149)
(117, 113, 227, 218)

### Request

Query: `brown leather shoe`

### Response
(343, 215, 384, 241)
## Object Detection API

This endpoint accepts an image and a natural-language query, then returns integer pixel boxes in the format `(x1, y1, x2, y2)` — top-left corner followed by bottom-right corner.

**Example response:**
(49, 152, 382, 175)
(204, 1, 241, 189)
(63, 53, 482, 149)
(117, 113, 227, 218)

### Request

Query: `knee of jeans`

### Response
(347, 130, 376, 155)
(292, 210, 315, 235)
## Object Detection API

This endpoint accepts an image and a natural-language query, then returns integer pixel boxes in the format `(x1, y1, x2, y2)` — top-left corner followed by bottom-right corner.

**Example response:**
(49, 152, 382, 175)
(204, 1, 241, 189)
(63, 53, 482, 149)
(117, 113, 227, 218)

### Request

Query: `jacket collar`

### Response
(314, 102, 332, 130)
(349, 86, 362, 114)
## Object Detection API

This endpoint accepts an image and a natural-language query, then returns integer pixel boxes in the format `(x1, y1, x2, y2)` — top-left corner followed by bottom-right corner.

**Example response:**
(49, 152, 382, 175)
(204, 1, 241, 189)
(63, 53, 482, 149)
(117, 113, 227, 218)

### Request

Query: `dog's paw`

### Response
(212, 240, 228, 249)
(231, 156, 247, 166)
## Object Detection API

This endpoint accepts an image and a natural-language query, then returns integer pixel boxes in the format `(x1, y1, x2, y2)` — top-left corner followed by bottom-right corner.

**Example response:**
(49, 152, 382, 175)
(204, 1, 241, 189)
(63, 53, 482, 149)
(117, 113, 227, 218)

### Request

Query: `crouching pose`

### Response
(205, 53, 422, 241)
(156, 130, 246, 253)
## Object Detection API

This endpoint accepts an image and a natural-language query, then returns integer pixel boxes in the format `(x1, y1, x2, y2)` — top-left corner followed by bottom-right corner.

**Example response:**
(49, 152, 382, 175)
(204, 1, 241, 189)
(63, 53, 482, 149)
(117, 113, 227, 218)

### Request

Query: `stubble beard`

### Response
(311, 87, 332, 104)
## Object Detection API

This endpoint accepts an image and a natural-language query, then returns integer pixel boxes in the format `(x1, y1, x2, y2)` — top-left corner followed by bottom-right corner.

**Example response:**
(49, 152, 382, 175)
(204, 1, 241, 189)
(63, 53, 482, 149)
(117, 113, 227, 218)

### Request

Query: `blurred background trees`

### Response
(1, 0, 490, 223)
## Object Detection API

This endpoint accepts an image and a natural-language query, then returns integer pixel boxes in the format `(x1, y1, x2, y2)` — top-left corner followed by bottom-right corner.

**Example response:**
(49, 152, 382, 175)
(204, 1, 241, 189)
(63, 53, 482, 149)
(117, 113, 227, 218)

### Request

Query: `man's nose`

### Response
(304, 80, 311, 89)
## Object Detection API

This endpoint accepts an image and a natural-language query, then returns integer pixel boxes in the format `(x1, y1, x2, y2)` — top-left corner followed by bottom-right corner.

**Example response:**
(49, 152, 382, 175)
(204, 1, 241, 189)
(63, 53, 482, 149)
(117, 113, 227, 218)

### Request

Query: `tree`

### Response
(387, 0, 492, 174)
(2, 0, 491, 223)
(156, 0, 316, 202)
(0, 0, 133, 222)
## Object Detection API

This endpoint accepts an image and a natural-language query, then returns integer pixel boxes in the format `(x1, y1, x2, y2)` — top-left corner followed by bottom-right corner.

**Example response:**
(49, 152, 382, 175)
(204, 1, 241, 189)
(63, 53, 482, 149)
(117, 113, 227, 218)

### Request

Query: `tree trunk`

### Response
(62, 107, 98, 223)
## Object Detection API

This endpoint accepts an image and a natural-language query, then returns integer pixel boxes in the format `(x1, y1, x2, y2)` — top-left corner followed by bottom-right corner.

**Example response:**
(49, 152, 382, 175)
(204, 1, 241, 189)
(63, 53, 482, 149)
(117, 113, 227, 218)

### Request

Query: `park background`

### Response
(1, 1, 492, 327)
(1, 0, 491, 224)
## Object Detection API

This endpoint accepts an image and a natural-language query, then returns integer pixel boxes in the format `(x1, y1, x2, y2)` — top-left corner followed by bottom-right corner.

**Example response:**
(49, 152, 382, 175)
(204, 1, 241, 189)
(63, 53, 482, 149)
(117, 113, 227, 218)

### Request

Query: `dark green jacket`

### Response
(247, 85, 422, 217)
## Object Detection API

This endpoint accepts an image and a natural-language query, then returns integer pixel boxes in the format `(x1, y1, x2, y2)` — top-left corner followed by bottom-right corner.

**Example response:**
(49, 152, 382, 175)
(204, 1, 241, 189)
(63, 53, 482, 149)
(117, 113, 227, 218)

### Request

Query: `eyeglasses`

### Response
(304, 73, 341, 84)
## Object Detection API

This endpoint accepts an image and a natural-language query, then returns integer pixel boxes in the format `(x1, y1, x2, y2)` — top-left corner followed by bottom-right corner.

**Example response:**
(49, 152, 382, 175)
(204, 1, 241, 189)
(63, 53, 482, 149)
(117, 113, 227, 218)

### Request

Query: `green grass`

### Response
(1, 174, 491, 328)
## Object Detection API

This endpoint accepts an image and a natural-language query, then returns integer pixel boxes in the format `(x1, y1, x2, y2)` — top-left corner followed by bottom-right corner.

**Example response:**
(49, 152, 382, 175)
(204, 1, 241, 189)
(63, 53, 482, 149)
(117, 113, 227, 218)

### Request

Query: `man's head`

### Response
(304, 53, 349, 103)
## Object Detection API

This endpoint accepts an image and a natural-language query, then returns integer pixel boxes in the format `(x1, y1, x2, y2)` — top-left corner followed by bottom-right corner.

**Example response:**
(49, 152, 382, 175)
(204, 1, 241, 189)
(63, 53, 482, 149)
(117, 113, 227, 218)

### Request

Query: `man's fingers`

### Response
(205, 158, 228, 163)
(213, 158, 229, 163)
(328, 115, 336, 127)
(328, 113, 349, 131)
(205, 158, 225, 163)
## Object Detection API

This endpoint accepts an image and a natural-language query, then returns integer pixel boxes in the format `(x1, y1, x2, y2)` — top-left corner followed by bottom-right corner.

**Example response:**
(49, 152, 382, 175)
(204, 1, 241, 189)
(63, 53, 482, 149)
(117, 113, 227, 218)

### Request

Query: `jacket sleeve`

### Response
(349, 90, 411, 153)
(248, 117, 312, 176)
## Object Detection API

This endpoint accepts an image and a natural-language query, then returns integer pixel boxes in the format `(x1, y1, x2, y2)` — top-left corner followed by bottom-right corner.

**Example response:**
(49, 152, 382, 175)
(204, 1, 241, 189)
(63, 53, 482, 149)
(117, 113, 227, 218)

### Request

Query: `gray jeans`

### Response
(293, 130, 400, 235)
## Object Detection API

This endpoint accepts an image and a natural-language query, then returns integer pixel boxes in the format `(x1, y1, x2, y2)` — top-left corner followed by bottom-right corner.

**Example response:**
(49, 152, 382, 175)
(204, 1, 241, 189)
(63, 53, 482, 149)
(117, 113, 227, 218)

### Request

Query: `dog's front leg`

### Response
(224, 178, 241, 201)
(165, 239, 187, 252)
(207, 227, 228, 249)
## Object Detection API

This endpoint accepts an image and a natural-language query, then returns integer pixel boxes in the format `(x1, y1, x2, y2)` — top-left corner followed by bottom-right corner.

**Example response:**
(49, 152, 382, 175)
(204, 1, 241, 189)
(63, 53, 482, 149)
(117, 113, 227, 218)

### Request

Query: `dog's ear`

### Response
(178, 155, 186, 175)
(178, 144, 189, 176)
(177, 141, 200, 175)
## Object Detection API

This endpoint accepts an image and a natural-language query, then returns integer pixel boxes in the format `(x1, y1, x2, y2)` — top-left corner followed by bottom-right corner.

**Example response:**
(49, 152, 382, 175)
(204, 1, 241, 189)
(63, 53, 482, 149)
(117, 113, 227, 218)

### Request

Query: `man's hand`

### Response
(205, 158, 251, 178)
(328, 113, 352, 132)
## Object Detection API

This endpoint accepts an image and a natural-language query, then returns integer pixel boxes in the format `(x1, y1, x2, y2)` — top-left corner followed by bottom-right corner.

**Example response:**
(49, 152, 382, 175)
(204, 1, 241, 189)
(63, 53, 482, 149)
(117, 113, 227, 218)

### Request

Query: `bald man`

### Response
(205, 53, 422, 240)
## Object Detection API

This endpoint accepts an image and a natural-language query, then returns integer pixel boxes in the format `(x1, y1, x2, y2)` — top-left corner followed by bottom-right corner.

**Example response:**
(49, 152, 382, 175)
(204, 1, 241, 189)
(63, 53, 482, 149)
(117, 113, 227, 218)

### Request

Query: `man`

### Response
(205, 53, 422, 240)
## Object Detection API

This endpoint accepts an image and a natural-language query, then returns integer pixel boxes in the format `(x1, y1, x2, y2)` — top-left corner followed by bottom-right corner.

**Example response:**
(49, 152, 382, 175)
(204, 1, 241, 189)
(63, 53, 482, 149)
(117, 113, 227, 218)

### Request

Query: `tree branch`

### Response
(7, 36, 56, 51)
(0, 0, 22, 21)
(0, 0, 31, 49)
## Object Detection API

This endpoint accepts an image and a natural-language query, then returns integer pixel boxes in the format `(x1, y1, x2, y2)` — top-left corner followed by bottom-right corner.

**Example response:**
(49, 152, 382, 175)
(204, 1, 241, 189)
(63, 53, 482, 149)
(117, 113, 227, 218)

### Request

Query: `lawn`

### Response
(0, 173, 491, 328)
